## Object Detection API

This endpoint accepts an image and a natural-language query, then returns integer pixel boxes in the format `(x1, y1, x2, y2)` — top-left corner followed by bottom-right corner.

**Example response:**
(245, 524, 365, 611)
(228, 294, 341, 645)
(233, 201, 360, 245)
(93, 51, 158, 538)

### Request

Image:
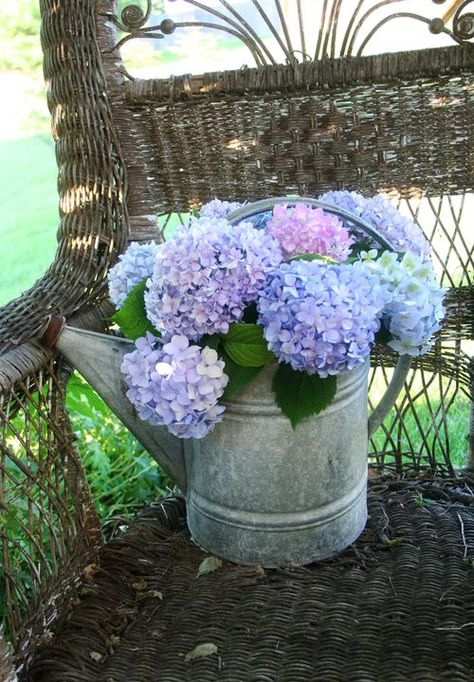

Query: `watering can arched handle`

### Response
(227, 196, 411, 439)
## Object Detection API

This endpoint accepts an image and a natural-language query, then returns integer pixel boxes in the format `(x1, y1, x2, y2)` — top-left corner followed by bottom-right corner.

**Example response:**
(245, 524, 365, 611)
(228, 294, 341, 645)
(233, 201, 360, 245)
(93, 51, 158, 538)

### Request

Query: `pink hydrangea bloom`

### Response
(267, 204, 354, 261)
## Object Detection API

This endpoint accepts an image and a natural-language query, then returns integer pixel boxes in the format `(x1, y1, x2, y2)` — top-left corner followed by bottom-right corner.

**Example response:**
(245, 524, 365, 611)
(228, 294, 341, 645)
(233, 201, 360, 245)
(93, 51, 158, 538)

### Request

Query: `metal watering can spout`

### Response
(49, 324, 188, 492)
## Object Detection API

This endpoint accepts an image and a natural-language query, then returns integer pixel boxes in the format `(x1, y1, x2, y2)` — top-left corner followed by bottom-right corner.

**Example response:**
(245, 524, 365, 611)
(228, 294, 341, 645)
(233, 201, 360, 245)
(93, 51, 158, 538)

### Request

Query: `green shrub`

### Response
(66, 373, 173, 525)
(0, 2, 43, 71)
(0, 1, 41, 38)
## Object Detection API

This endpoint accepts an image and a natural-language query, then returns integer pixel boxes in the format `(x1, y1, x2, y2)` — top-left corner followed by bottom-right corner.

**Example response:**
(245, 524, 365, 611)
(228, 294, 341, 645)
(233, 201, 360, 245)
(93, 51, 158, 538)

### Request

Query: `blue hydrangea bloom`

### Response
(108, 241, 158, 309)
(319, 190, 431, 259)
(257, 260, 389, 377)
(145, 218, 283, 340)
(121, 334, 229, 439)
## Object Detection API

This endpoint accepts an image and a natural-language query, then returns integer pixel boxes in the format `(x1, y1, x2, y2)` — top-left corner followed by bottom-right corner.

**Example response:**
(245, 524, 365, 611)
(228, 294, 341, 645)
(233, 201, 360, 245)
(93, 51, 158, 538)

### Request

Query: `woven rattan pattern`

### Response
(119, 47, 474, 216)
(0, 0, 128, 354)
(0, 632, 16, 682)
(29, 481, 474, 682)
(0, 357, 101, 667)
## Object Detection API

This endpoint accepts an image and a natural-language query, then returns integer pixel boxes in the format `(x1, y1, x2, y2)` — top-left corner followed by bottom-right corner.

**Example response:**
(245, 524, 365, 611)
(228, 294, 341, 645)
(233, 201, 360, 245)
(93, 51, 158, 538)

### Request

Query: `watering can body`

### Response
(52, 196, 410, 566)
(54, 325, 409, 567)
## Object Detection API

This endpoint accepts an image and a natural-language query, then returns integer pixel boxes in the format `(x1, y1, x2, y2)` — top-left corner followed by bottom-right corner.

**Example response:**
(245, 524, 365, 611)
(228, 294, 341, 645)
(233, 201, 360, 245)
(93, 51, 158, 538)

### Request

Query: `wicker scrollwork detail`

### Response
(121, 4, 148, 30)
(453, 1, 474, 40)
(109, 1, 176, 53)
(108, 0, 474, 68)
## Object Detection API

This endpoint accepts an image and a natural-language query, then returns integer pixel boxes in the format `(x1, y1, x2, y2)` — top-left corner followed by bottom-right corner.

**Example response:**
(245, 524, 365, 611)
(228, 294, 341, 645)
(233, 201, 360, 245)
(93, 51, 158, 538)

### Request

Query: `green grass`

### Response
(67, 373, 173, 524)
(0, 134, 58, 305)
(370, 397, 469, 470)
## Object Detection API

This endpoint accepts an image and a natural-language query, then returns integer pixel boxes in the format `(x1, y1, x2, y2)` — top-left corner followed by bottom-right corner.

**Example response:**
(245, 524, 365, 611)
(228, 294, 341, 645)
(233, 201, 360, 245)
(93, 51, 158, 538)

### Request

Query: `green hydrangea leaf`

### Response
(221, 350, 263, 399)
(112, 279, 160, 341)
(222, 323, 275, 367)
(198, 334, 221, 351)
(374, 323, 393, 345)
(272, 364, 337, 429)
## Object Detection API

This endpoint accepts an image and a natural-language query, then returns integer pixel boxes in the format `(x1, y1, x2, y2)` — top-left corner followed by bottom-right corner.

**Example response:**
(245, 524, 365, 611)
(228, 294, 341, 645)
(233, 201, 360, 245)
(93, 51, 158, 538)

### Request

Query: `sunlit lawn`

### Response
(0, 133, 57, 305)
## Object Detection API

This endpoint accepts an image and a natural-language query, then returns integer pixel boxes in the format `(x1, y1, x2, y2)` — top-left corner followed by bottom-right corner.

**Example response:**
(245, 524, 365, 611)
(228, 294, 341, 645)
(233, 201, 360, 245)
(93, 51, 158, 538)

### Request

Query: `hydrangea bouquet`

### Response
(108, 193, 445, 440)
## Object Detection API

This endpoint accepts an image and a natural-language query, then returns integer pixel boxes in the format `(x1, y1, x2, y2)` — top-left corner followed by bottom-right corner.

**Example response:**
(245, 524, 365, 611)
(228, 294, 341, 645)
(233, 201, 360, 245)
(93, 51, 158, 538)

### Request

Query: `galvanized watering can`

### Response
(50, 198, 411, 567)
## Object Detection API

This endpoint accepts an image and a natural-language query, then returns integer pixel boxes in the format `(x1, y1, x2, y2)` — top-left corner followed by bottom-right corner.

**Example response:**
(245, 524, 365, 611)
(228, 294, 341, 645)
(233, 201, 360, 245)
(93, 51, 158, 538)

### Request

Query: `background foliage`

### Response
(67, 374, 172, 526)
(0, 1, 43, 71)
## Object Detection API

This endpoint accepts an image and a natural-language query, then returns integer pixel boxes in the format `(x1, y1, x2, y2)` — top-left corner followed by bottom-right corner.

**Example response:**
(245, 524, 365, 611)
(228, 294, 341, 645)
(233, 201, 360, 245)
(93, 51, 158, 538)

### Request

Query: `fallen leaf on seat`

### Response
(197, 556, 223, 577)
(184, 643, 218, 662)
(90, 651, 103, 663)
(41, 630, 54, 645)
(83, 563, 99, 583)
(137, 590, 163, 601)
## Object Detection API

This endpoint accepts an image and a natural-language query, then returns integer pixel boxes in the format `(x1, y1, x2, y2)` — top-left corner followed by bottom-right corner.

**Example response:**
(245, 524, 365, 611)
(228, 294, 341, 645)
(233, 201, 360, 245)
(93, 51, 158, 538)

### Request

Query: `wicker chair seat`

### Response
(29, 479, 474, 682)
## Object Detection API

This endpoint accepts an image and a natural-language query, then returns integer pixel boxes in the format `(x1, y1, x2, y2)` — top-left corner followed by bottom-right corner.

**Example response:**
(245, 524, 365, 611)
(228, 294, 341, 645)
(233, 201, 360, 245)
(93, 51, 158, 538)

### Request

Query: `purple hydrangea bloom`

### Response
(319, 190, 431, 259)
(108, 241, 158, 309)
(199, 199, 243, 219)
(121, 334, 229, 439)
(257, 260, 389, 377)
(145, 218, 283, 340)
(267, 203, 354, 261)
(362, 251, 445, 356)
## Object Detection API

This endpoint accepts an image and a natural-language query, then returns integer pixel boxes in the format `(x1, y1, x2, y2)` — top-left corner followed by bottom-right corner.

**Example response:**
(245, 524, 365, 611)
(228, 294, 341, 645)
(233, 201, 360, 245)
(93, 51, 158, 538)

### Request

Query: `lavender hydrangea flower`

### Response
(145, 218, 283, 340)
(267, 203, 354, 261)
(199, 199, 243, 219)
(319, 190, 431, 259)
(108, 241, 158, 309)
(121, 333, 229, 439)
(257, 260, 389, 377)
(362, 250, 445, 355)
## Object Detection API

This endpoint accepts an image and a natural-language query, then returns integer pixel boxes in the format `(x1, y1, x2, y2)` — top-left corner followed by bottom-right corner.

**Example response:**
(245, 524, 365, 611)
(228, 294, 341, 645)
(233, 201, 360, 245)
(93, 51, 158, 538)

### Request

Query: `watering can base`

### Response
(187, 483, 368, 568)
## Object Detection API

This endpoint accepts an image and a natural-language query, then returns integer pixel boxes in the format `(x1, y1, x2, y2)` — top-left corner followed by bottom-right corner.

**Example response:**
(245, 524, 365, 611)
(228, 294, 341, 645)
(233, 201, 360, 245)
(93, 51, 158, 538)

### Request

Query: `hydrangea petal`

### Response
(257, 260, 389, 377)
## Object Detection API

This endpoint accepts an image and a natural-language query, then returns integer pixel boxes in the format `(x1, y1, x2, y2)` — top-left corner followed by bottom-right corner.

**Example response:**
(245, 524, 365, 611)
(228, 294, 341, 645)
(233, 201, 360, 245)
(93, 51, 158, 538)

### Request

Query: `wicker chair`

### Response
(1, 1, 474, 679)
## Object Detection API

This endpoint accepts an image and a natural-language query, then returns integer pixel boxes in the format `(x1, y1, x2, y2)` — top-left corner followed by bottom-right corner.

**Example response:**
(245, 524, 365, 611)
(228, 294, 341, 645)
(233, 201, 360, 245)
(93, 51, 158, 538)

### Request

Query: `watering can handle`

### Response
(227, 196, 411, 438)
